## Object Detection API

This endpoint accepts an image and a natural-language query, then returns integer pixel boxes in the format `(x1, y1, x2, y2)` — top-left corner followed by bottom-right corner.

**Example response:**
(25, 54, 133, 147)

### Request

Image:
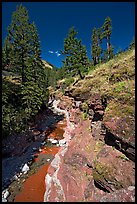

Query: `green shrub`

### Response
(64, 77, 74, 87)
(81, 101, 89, 112)
(2, 79, 49, 138)
(81, 101, 89, 120)
(83, 112, 88, 120)
(115, 81, 126, 93)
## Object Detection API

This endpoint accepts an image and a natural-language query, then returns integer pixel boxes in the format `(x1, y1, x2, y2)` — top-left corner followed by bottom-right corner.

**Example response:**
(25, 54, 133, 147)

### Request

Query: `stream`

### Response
(2, 100, 71, 202)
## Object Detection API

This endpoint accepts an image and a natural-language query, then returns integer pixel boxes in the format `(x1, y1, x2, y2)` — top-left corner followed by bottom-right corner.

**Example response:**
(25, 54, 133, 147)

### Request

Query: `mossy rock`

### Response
(103, 99, 135, 143)
(94, 141, 105, 153)
(93, 161, 123, 191)
(93, 162, 112, 182)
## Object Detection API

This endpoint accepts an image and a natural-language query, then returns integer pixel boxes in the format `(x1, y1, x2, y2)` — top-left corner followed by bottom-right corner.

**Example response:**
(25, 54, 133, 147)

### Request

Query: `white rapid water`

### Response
(44, 100, 75, 202)
(52, 100, 75, 136)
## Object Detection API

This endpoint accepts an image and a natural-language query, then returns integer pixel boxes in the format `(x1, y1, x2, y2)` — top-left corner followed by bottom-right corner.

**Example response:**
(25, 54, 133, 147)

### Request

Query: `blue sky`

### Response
(2, 2, 135, 68)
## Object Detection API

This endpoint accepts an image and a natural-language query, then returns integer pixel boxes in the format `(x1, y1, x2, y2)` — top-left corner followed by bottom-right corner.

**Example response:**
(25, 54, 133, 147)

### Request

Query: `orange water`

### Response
(14, 120, 66, 202)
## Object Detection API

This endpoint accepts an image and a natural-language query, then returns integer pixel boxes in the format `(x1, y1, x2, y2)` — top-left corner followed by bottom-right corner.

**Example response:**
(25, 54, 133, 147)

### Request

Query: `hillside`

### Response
(41, 60, 54, 69)
(45, 48, 135, 202)
(52, 48, 135, 153)
(2, 59, 53, 84)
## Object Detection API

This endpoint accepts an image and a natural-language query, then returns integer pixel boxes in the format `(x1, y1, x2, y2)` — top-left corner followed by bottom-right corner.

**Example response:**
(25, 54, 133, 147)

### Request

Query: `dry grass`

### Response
(68, 48, 135, 115)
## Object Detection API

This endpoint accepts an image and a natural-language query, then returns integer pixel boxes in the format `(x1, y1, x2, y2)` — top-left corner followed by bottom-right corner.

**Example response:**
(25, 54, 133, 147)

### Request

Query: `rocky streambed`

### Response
(2, 96, 135, 202)
(2, 100, 71, 202)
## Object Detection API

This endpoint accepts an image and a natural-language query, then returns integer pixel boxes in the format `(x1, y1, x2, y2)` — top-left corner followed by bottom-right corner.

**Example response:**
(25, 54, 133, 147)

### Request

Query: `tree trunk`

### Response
(107, 36, 111, 59)
(78, 69, 84, 79)
(96, 56, 98, 64)
(93, 57, 97, 66)
(21, 52, 26, 83)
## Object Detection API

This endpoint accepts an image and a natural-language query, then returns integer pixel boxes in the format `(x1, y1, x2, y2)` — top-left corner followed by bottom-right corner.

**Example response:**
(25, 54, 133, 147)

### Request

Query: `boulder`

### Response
(94, 104, 104, 111)
(103, 116, 135, 161)
(92, 146, 135, 193)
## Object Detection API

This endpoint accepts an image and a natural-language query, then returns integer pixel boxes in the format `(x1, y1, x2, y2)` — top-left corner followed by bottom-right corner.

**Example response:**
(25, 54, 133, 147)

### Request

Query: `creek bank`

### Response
(13, 146, 60, 202)
(2, 102, 67, 202)
(12, 99, 73, 202)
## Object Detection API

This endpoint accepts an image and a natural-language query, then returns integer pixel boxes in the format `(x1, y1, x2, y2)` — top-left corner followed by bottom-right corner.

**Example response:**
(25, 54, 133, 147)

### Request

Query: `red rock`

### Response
(99, 186, 135, 202)
(88, 94, 102, 108)
(94, 104, 104, 110)
(104, 120, 117, 131)
(95, 110, 104, 115)
(44, 97, 135, 202)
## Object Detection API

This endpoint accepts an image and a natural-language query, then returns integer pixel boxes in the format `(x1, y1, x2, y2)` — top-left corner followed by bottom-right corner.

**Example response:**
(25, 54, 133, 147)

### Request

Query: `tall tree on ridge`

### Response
(5, 4, 45, 85)
(61, 26, 89, 79)
(2, 4, 49, 131)
(102, 16, 113, 59)
(91, 27, 102, 65)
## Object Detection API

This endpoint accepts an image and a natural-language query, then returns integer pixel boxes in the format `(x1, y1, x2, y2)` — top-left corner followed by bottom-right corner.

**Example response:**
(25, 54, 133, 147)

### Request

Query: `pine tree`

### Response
(91, 27, 102, 65)
(91, 28, 97, 65)
(102, 16, 113, 59)
(5, 4, 45, 84)
(6, 4, 30, 82)
(61, 26, 89, 79)
(2, 4, 49, 136)
(96, 28, 103, 62)
(4, 4, 49, 102)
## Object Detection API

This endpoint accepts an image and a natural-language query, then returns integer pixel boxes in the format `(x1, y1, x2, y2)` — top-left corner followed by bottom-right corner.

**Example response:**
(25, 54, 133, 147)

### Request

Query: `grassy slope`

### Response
(55, 48, 135, 143)
(71, 48, 135, 106)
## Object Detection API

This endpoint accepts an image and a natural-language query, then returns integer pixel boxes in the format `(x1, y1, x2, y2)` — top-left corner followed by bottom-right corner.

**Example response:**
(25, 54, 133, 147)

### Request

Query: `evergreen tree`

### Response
(91, 28, 97, 66)
(5, 4, 49, 105)
(5, 4, 46, 84)
(61, 26, 89, 79)
(2, 4, 49, 137)
(96, 28, 103, 62)
(102, 16, 113, 59)
(91, 27, 102, 65)
(6, 4, 31, 82)
(101, 45, 114, 63)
